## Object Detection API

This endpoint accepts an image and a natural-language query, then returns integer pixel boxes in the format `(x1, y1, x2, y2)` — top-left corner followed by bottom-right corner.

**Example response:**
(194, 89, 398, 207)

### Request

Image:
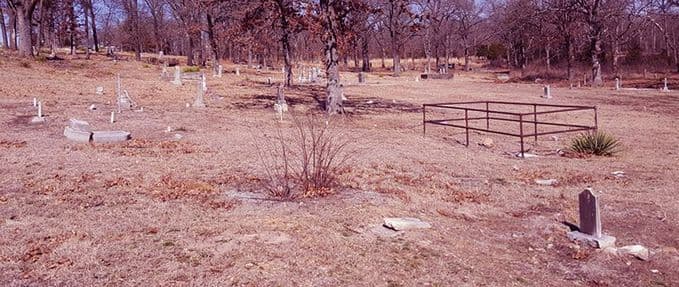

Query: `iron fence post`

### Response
(519, 114, 525, 158)
(465, 109, 469, 146)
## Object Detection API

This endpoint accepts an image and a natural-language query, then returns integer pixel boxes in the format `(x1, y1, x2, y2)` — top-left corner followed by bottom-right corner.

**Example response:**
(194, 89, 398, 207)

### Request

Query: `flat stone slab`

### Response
(383, 217, 431, 231)
(567, 231, 616, 249)
(30, 116, 45, 124)
(68, 118, 91, 132)
(92, 131, 131, 143)
(64, 126, 92, 142)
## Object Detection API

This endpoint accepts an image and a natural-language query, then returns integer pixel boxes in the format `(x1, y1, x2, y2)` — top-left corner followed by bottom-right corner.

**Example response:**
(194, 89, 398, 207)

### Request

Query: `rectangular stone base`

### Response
(567, 231, 616, 249)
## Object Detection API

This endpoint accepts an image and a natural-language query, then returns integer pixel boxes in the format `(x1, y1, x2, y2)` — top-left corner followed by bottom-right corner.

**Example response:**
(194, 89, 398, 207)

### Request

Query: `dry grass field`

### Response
(1, 51, 678, 286)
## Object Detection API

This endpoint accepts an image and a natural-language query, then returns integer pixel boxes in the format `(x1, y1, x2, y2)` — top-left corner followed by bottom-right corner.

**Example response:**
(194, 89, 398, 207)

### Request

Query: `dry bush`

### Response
(254, 114, 355, 199)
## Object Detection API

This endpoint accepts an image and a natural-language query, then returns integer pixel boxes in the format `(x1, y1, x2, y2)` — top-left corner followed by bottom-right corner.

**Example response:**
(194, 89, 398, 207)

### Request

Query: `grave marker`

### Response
(173, 66, 182, 85)
(567, 188, 616, 248)
(662, 78, 670, 92)
(193, 78, 206, 108)
(615, 78, 620, 90)
(543, 85, 552, 99)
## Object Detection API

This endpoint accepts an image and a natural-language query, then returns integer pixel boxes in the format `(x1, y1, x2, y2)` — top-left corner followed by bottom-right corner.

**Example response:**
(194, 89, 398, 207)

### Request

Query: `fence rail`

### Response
(422, 101, 598, 157)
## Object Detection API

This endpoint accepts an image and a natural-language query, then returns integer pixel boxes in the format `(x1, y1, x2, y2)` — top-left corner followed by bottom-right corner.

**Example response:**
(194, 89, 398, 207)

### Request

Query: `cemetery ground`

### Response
(1, 52, 678, 286)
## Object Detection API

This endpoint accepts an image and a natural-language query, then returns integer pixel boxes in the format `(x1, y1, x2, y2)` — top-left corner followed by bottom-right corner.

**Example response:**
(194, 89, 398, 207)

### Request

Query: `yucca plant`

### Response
(569, 131, 621, 156)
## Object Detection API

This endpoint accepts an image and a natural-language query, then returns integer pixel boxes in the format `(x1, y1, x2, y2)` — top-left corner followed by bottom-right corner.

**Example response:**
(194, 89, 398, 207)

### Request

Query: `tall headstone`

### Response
(235, 67, 240, 76)
(274, 84, 288, 120)
(173, 66, 182, 85)
(217, 65, 223, 78)
(543, 85, 552, 99)
(567, 188, 616, 248)
(193, 79, 206, 108)
(33, 98, 37, 107)
(37, 101, 43, 118)
(615, 78, 620, 91)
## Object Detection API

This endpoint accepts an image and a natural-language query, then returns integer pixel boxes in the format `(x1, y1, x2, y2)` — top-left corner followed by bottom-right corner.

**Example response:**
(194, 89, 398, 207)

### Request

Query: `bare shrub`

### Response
(254, 114, 355, 199)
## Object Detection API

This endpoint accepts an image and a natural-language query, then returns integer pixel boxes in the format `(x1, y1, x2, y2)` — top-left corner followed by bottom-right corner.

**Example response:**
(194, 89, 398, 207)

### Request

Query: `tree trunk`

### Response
(0, 7, 9, 49)
(380, 46, 386, 68)
(187, 34, 194, 66)
(590, 31, 603, 87)
(8, 8, 17, 50)
(360, 34, 370, 72)
(68, 0, 76, 55)
(206, 12, 220, 74)
(276, 0, 293, 86)
(15, 4, 32, 57)
(391, 36, 401, 76)
(87, 0, 98, 52)
(566, 35, 574, 82)
(545, 45, 551, 72)
(320, 0, 342, 114)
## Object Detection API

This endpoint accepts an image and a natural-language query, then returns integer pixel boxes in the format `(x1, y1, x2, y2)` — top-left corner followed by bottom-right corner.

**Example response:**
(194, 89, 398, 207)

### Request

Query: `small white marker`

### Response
(110, 111, 116, 123)
(37, 102, 43, 117)
(33, 98, 37, 107)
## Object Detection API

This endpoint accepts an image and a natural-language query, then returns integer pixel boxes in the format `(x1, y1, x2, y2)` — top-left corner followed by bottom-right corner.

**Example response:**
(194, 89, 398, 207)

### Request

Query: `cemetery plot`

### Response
(423, 101, 598, 156)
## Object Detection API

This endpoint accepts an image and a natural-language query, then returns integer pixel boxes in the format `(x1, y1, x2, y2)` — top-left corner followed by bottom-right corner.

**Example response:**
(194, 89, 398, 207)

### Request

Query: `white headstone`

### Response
(236, 67, 240, 76)
(173, 66, 182, 85)
(543, 85, 552, 99)
(615, 78, 620, 90)
(193, 79, 206, 108)
(33, 98, 37, 107)
(37, 101, 43, 118)
(662, 78, 670, 92)
(110, 111, 116, 123)
(217, 65, 223, 78)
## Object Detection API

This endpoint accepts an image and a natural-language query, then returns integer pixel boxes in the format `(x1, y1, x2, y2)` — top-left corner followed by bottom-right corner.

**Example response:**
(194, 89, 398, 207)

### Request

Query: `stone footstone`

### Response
(92, 131, 131, 143)
(64, 126, 92, 142)
(383, 217, 431, 231)
(30, 116, 46, 124)
(567, 231, 616, 249)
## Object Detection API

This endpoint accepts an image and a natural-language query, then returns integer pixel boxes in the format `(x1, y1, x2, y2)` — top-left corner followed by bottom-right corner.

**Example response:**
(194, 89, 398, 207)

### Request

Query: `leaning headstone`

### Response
(172, 66, 182, 85)
(273, 84, 288, 120)
(615, 78, 620, 90)
(543, 85, 552, 99)
(567, 188, 616, 248)
(661, 78, 670, 92)
(92, 131, 131, 143)
(193, 79, 206, 108)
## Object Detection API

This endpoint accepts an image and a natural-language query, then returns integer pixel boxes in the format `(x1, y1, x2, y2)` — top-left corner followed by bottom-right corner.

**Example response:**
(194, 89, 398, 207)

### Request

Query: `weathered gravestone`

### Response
(30, 101, 45, 124)
(193, 76, 207, 108)
(567, 188, 616, 248)
(543, 85, 552, 99)
(172, 66, 182, 85)
(274, 84, 288, 120)
(662, 78, 670, 92)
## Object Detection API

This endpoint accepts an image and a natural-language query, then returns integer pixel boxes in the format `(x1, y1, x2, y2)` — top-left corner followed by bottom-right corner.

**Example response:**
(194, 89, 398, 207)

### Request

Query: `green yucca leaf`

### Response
(569, 131, 621, 156)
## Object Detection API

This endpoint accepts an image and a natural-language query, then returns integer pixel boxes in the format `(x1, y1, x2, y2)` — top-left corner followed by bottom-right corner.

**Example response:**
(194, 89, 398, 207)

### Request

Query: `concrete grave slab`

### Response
(92, 131, 131, 143)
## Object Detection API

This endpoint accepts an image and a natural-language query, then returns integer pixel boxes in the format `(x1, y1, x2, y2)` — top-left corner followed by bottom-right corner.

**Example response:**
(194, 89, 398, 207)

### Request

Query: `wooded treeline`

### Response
(1, 0, 678, 86)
